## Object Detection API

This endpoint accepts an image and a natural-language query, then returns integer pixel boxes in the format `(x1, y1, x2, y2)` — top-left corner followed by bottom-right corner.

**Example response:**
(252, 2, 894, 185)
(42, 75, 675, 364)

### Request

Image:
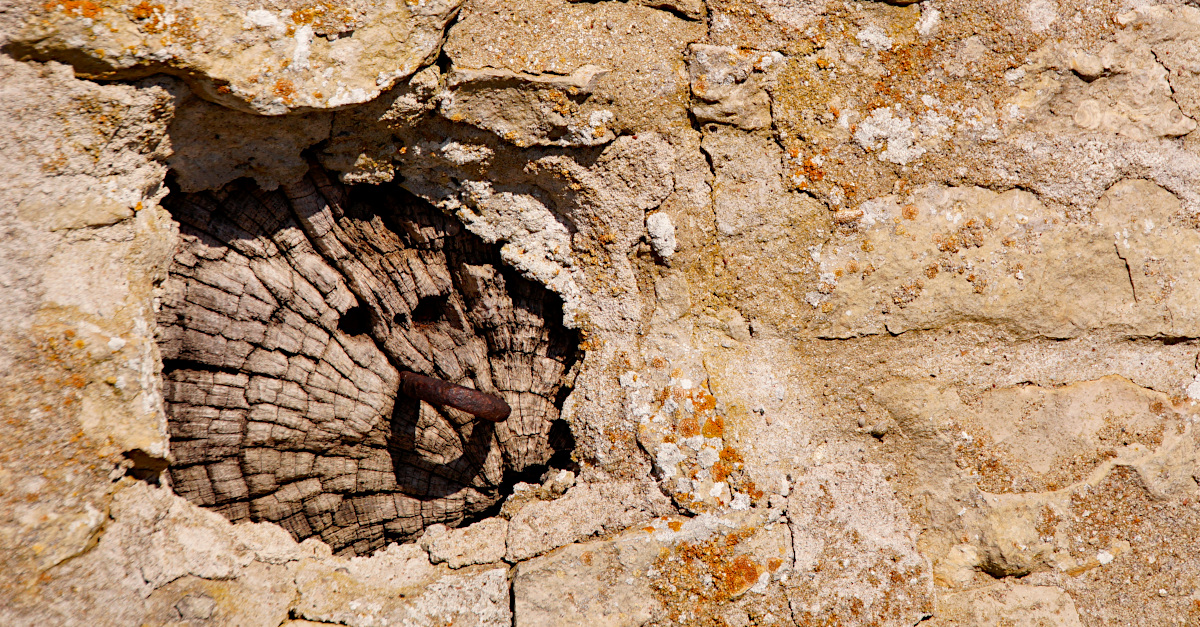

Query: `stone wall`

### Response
(4, 0, 1200, 625)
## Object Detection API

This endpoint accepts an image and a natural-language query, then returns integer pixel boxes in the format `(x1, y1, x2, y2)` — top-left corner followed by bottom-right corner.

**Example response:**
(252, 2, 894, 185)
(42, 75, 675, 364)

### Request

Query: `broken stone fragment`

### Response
(440, 65, 616, 147)
(646, 212, 678, 259)
(419, 518, 508, 568)
(505, 479, 674, 562)
(688, 44, 785, 131)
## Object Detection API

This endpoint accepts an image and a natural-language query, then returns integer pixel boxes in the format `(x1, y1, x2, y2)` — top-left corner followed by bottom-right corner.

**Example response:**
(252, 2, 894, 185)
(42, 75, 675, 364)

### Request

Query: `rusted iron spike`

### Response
(399, 371, 511, 423)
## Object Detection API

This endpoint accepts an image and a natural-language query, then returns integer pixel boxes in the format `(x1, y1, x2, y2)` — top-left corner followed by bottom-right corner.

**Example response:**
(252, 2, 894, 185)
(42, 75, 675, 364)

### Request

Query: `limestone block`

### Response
(294, 547, 510, 627)
(440, 65, 616, 147)
(505, 479, 674, 562)
(1, 480, 327, 626)
(873, 374, 1200, 589)
(688, 44, 784, 131)
(931, 583, 1083, 626)
(9, 0, 461, 114)
(443, 0, 703, 133)
(142, 562, 296, 627)
(419, 518, 508, 568)
(786, 463, 933, 626)
(514, 511, 792, 627)
(702, 127, 787, 239)
(1018, 8, 1200, 140)
(873, 375, 1197, 496)
(0, 56, 176, 605)
(809, 182, 1200, 339)
(0, 57, 172, 225)
(1137, 7, 1200, 120)
(514, 533, 665, 627)
(5, 479, 512, 626)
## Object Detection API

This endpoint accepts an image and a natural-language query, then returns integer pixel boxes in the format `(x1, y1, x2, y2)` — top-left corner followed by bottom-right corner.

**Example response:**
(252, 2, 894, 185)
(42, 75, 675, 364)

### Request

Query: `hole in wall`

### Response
(156, 166, 581, 555)
(122, 449, 170, 484)
(337, 305, 372, 336)
(410, 294, 448, 327)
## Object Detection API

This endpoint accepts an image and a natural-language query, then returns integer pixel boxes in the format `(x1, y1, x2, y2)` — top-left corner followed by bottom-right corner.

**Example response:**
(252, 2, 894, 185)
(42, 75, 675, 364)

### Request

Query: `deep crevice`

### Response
(160, 358, 241, 377)
(122, 448, 170, 484)
(337, 305, 372, 336)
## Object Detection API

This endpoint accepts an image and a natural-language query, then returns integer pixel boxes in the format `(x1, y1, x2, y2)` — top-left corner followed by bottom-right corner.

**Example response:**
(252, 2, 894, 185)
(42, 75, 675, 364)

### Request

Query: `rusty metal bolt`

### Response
(398, 371, 511, 422)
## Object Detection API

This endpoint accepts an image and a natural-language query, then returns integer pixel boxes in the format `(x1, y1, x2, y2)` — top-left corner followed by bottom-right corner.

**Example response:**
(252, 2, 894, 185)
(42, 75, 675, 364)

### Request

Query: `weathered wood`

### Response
(158, 169, 579, 555)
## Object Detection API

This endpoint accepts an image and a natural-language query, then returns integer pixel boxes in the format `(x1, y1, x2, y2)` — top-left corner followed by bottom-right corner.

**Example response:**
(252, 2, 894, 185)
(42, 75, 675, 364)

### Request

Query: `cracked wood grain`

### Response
(157, 167, 579, 555)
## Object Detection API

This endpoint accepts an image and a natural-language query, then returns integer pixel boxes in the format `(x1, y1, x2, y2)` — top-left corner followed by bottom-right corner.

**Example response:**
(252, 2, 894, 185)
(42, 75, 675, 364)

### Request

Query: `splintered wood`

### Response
(157, 168, 578, 555)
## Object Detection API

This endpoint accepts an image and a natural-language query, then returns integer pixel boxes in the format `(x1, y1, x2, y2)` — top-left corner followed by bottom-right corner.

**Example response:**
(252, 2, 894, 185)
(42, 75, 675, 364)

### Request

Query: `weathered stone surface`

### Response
(505, 479, 674, 562)
(514, 511, 792, 627)
(12, 0, 1200, 624)
(441, 65, 617, 148)
(3, 480, 323, 626)
(807, 181, 1200, 339)
(4, 480, 511, 626)
(873, 374, 1200, 590)
(0, 55, 176, 616)
(634, 369, 764, 513)
(787, 463, 933, 625)
(419, 517, 507, 568)
(7, 0, 461, 114)
(688, 44, 784, 131)
(931, 583, 1084, 626)
(444, 0, 703, 134)
(293, 545, 510, 627)
(874, 375, 1196, 496)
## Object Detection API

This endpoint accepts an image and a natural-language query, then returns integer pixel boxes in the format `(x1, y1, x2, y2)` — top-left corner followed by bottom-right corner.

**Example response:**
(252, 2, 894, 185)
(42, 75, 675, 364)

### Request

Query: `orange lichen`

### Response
(273, 79, 297, 104)
(125, 4, 161, 35)
(650, 526, 770, 623)
(42, 0, 102, 18)
(701, 415, 724, 438)
(677, 415, 700, 437)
